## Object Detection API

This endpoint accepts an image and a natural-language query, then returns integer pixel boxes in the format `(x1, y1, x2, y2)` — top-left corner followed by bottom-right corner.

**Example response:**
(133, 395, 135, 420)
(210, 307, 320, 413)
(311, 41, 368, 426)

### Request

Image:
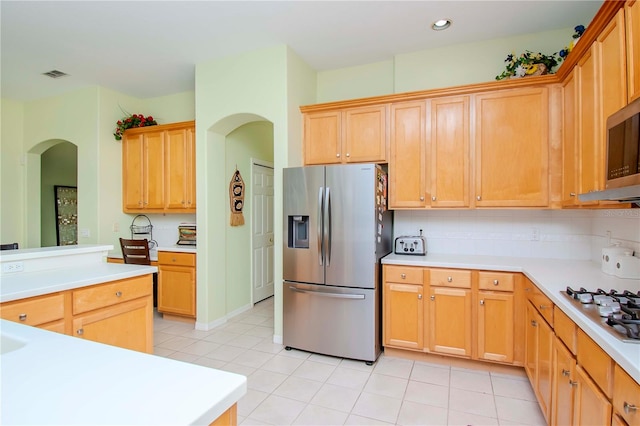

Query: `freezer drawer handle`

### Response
(289, 286, 365, 299)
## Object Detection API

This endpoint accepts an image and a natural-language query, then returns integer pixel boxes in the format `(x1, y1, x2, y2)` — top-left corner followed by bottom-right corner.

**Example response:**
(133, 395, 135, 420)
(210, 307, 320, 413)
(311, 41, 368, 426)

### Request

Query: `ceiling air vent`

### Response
(42, 70, 69, 79)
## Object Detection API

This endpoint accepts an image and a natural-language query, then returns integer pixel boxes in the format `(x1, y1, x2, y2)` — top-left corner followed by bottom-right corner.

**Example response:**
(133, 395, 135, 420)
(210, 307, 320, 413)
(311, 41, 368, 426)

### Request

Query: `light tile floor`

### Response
(153, 297, 546, 426)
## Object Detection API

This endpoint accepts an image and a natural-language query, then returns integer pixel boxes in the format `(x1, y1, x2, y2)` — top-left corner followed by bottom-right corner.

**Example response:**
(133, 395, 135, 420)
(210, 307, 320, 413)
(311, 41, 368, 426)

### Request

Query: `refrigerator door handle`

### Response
(289, 286, 365, 299)
(324, 186, 331, 266)
(317, 186, 324, 266)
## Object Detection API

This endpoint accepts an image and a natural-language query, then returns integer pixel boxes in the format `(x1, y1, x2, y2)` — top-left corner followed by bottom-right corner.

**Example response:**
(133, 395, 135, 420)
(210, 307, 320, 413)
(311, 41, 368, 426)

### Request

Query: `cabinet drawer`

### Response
(554, 306, 577, 355)
(525, 280, 554, 326)
(73, 275, 152, 315)
(0, 293, 65, 326)
(158, 251, 196, 267)
(478, 271, 514, 292)
(429, 268, 471, 288)
(614, 364, 640, 426)
(577, 329, 614, 399)
(384, 265, 423, 284)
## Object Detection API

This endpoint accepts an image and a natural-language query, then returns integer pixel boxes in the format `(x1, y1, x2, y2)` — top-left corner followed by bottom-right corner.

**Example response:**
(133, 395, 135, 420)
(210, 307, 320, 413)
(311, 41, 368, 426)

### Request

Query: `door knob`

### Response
(493, 279, 499, 286)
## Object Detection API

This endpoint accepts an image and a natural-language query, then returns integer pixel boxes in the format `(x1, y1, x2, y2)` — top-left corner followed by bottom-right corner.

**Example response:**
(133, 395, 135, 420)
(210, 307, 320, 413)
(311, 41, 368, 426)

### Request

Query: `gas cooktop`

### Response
(562, 287, 640, 344)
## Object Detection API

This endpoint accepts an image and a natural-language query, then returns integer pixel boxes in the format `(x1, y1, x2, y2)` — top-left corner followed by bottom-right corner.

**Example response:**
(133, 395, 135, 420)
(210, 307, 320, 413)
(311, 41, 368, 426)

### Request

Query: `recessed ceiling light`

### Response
(42, 70, 69, 79)
(432, 19, 452, 31)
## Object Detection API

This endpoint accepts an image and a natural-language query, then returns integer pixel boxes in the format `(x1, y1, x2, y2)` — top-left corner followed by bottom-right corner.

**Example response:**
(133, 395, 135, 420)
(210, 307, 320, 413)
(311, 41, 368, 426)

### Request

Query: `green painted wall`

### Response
(1, 99, 25, 246)
(40, 142, 77, 247)
(317, 60, 395, 103)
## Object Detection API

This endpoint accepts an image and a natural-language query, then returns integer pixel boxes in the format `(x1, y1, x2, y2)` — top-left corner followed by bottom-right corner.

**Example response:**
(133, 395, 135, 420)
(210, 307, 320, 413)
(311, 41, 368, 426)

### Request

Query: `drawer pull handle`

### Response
(525, 288, 531, 292)
(418, 294, 422, 300)
(480, 299, 485, 305)
(624, 402, 637, 414)
(561, 369, 570, 377)
(336, 153, 340, 158)
(430, 295, 435, 301)
(18, 313, 27, 321)
(432, 196, 436, 201)
(493, 279, 499, 286)
(172, 258, 177, 262)
(346, 153, 350, 158)
(115, 291, 122, 297)
(531, 320, 538, 327)
(569, 380, 578, 387)
(539, 304, 549, 310)
(77, 329, 84, 336)
(420, 196, 424, 201)
(570, 192, 576, 197)
(401, 273, 406, 279)
(476, 195, 482, 201)
(447, 276, 453, 283)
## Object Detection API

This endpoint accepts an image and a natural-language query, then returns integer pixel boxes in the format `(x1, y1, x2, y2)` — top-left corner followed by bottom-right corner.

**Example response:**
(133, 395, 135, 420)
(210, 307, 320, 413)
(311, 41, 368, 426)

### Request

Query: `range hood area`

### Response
(579, 184, 640, 203)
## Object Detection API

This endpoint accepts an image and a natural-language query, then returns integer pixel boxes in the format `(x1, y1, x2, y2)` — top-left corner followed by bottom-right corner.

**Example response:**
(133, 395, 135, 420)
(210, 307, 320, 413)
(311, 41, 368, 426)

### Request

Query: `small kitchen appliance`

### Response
(394, 231, 426, 255)
(602, 244, 628, 275)
(177, 223, 196, 246)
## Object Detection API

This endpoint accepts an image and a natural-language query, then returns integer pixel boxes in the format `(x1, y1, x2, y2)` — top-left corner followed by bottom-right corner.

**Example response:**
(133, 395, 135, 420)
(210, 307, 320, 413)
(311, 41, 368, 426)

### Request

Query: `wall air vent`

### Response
(42, 70, 69, 79)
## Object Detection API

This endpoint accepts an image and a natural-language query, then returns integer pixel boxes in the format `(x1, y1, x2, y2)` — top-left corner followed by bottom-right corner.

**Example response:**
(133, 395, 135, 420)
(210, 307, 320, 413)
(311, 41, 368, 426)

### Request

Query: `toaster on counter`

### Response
(394, 235, 427, 255)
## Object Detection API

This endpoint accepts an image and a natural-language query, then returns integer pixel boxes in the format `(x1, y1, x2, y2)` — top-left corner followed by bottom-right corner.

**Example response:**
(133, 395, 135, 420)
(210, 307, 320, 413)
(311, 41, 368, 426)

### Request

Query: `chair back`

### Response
(119, 238, 151, 265)
(0, 242, 19, 251)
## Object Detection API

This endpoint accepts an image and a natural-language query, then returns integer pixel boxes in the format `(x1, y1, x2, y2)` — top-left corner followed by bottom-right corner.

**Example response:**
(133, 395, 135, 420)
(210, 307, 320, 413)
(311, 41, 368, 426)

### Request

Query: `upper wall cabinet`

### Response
(626, 0, 640, 102)
(474, 87, 549, 207)
(123, 121, 196, 214)
(303, 105, 389, 165)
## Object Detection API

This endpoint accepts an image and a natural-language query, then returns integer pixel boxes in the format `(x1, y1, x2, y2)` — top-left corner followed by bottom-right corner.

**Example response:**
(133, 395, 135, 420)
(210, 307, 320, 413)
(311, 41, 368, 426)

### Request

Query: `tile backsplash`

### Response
(127, 214, 196, 247)
(393, 209, 640, 262)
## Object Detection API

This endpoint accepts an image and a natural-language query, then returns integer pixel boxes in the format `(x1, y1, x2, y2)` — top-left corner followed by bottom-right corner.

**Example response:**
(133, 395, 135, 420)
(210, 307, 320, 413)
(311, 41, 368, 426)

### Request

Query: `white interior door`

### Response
(252, 161, 274, 304)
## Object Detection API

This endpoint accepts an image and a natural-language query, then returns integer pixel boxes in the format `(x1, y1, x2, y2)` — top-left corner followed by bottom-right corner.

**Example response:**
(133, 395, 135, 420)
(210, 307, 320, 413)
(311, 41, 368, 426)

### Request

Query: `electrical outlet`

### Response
(2, 261, 24, 273)
(80, 228, 90, 238)
(606, 230, 611, 245)
(113, 222, 119, 233)
(531, 228, 540, 241)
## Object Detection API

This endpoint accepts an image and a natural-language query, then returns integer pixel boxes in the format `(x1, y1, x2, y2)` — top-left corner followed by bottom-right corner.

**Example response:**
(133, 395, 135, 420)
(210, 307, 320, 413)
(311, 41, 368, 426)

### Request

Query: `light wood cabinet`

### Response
(71, 275, 154, 353)
(477, 290, 514, 363)
(427, 269, 472, 357)
(627, 0, 640, 102)
(427, 96, 470, 207)
(474, 87, 549, 207)
(562, 69, 580, 206)
(389, 101, 427, 208)
(0, 293, 65, 331)
(614, 364, 640, 426)
(525, 301, 553, 423)
(303, 105, 388, 165)
(382, 265, 424, 350)
(123, 121, 196, 213)
(552, 337, 577, 426)
(158, 251, 196, 318)
(577, 328, 615, 399)
(573, 365, 613, 426)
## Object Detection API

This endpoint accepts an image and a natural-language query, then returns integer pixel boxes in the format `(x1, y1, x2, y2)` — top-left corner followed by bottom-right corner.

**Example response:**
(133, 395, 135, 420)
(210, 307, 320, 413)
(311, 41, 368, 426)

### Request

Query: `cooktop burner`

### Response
(563, 287, 640, 343)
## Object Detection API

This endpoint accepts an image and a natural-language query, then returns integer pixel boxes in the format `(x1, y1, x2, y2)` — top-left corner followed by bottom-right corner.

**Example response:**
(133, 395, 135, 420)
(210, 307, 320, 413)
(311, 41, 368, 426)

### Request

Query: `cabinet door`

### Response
(613, 364, 640, 426)
(304, 111, 342, 165)
(343, 105, 388, 163)
(428, 287, 471, 357)
(389, 101, 427, 208)
(474, 88, 549, 207)
(144, 130, 165, 209)
(165, 128, 191, 210)
(562, 69, 579, 206)
(577, 45, 601, 197)
(428, 96, 470, 207)
(628, 0, 640, 102)
(477, 291, 513, 363)
(573, 365, 613, 426)
(525, 303, 538, 385)
(383, 282, 424, 350)
(0, 293, 65, 327)
(123, 133, 145, 210)
(72, 297, 153, 354)
(552, 337, 576, 426)
(186, 126, 196, 209)
(158, 265, 196, 317)
(537, 312, 553, 423)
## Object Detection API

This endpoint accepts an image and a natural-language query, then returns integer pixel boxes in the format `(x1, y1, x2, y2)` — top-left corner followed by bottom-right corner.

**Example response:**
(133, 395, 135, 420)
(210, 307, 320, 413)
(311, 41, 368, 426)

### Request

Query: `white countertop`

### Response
(0, 319, 246, 425)
(0, 244, 112, 262)
(0, 263, 157, 303)
(382, 253, 640, 383)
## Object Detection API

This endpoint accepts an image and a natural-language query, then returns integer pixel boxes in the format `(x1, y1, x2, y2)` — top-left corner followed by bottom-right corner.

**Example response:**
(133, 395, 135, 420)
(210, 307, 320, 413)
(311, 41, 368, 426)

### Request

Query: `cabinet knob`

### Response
(115, 291, 122, 297)
(77, 328, 84, 336)
(18, 313, 27, 321)
(480, 300, 485, 305)
(493, 279, 499, 286)
(447, 276, 453, 283)
(336, 153, 341, 158)
(539, 304, 549, 310)
(418, 294, 422, 300)
(531, 320, 538, 327)
(569, 380, 578, 387)
(624, 402, 637, 414)
(432, 196, 436, 201)
(569, 192, 576, 197)
(346, 153, 350, 157)
(420, 196, 424, 201)
(430, 295, 435, 301)
(476, 195, 481, 201)
(562, 369, 570, 377)
(400, 273, 406, 279)
(172, 258, 177, 262)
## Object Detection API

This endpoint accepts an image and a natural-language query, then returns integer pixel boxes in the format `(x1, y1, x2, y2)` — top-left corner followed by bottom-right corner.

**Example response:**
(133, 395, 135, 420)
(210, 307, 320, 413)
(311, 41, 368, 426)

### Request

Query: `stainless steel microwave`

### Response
(579, 97, 640, 203)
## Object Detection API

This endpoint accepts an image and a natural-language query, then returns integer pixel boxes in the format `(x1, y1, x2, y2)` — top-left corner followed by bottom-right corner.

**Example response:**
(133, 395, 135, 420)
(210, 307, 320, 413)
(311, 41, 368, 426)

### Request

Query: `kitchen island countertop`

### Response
(382, 253, 640, 383)
(1, 319, 246, 425)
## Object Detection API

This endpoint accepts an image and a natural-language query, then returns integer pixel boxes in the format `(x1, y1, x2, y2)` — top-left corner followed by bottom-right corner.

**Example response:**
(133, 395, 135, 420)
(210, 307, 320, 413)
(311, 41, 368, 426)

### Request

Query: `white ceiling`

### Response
(1, 1, 602, 102)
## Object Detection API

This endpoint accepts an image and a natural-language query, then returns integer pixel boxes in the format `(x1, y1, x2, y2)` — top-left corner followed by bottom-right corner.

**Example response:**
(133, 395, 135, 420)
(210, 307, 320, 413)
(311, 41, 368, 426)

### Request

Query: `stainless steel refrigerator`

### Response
(283, 163, 392, 363)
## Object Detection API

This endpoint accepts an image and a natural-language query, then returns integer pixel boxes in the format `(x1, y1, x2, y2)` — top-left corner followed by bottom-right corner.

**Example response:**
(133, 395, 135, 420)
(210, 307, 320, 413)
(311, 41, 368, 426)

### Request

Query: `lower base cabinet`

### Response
(158, 251, 196, 318)
(428, 286, 471, 357)
(573, 365, 613, 425)
(477, 291, 514, 363)
(383, 281, 424, 350)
